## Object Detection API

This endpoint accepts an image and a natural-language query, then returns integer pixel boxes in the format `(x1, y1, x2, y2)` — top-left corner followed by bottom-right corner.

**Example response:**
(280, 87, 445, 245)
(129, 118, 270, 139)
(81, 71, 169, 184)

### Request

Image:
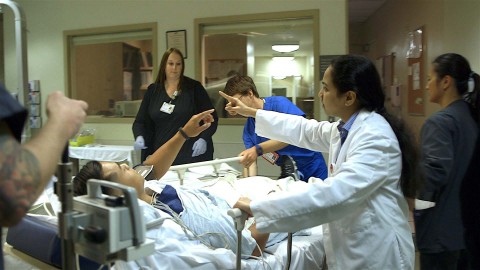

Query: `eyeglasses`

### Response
(233, 95, 247, 101)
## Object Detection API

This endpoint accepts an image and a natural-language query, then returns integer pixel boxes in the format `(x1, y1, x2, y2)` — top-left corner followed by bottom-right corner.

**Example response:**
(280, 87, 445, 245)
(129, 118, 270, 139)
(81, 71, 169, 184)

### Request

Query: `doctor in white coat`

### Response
(221, 55, 420, 270)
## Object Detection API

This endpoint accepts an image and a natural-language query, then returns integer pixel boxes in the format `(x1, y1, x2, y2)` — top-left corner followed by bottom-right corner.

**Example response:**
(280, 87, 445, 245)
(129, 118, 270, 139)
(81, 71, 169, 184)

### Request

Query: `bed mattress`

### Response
(6, 214, 105, 269)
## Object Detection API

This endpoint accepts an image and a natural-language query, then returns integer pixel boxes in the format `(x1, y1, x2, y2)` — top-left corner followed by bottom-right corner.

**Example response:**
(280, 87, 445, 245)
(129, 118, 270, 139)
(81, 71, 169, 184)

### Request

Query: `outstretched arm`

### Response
(143, 109, 215, 179)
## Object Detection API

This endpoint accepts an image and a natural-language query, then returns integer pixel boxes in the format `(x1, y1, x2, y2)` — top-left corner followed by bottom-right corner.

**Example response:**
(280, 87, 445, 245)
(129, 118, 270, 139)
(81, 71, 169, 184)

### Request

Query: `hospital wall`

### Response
(3, 0, 479, 176)
(2, 0, 347, 177)
(352, 0, 480, 137)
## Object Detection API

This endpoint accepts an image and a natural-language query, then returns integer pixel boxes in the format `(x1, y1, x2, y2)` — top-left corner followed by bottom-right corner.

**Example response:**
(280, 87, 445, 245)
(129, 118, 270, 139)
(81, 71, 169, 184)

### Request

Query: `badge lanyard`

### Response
(160, 90, 179, 114)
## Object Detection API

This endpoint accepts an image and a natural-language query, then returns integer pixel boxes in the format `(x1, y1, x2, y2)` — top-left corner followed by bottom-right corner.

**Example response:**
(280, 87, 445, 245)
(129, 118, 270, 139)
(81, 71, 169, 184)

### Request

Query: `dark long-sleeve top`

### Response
(132, 76, 218, 165)
(0, 84, 27, 142)
(461, 132, 480, 268)
(415, 99, 479, 253)
(0, 84, 27, 269)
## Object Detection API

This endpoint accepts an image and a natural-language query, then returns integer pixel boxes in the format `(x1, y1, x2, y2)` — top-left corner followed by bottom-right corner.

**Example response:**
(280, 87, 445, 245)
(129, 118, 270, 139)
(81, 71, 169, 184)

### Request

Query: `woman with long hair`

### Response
(415, 53, 479, 270)
(133, 48, 218, 164)
(220, 54, 420, 269)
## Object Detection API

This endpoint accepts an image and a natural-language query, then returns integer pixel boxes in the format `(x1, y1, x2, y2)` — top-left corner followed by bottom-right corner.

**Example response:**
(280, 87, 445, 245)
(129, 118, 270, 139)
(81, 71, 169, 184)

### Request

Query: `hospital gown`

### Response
(150, 183, 290, 256)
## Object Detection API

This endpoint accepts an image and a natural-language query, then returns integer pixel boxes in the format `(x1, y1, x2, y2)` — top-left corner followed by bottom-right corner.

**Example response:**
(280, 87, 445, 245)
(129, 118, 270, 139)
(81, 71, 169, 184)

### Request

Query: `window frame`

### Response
(64, 22, 158, 124)
(194, 10, 320, 125)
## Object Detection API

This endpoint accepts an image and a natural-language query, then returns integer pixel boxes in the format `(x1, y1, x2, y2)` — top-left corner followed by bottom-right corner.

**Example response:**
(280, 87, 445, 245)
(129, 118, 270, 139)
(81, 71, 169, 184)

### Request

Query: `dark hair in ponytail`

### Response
(433, 53, 480, 122)
(330, 55, 421, 197)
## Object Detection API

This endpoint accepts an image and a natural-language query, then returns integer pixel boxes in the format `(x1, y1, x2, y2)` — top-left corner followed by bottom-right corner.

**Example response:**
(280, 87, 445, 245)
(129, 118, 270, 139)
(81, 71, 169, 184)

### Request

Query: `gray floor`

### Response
(3, 228, 41, 270)
(4, 253, 39, 270)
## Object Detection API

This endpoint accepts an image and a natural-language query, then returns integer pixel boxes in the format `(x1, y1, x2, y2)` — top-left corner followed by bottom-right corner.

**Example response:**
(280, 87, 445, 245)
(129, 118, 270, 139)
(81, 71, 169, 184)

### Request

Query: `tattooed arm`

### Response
(0, 92, 87, 226)
(0, 122, 41, 226)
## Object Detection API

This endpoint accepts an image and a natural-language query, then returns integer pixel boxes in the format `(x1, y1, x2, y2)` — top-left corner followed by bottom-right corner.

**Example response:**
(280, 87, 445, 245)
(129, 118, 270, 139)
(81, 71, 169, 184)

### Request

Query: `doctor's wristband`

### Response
(178, 127, 191, 140)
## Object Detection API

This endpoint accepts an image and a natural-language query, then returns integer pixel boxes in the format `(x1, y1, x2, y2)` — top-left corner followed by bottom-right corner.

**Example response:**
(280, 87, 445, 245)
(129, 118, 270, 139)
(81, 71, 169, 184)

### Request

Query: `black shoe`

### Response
(279, 155, 299, 181)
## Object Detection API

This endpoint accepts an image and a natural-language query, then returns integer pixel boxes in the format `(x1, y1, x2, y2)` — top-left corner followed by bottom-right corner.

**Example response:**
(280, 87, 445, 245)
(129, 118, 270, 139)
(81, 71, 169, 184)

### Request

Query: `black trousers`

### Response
(420, 250, 471, 270)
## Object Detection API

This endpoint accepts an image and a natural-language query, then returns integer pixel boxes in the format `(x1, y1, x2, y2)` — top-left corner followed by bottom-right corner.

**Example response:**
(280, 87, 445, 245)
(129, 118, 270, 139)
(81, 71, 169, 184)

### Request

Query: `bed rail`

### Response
(227, 208, 248, 270)
(168, 156, 241, 185)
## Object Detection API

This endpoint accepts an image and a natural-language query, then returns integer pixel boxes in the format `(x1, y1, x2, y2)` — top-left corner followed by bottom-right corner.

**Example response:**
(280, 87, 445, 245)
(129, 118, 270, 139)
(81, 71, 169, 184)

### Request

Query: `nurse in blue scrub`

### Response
(223, 75, 328, 181)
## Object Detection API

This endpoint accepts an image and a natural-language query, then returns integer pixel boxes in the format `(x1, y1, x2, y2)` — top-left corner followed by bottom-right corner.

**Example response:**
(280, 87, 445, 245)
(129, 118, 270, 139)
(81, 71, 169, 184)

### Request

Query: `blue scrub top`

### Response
(243, 96, 327, 180)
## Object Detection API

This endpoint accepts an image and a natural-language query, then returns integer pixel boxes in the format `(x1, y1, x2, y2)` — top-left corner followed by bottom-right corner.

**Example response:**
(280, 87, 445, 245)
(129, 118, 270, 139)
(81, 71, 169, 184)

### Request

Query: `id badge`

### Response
(160, 102, 175, 114)
(261, 152, 279, 165)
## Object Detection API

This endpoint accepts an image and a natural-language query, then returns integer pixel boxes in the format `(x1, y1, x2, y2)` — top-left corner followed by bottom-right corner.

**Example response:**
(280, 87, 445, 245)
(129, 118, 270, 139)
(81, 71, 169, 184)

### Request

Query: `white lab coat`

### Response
(251, 109, 414, 270)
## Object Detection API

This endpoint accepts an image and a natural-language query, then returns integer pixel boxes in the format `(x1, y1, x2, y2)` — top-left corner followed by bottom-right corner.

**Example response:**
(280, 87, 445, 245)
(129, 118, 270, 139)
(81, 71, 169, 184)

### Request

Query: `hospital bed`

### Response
(4, 157, 326, 270)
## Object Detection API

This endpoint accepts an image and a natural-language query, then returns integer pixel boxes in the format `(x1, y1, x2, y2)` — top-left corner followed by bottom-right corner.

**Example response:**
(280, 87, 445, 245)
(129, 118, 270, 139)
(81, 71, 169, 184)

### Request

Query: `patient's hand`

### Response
(233, 196, 253, 217)
(183, 109, 215, 137)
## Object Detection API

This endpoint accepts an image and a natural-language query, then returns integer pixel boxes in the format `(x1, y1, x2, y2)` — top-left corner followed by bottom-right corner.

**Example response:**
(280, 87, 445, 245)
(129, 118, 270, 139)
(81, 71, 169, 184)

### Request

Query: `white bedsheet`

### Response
(113, 199, 324, 270)
(135, 173, 325, 270)
(30, 164, 325, 270)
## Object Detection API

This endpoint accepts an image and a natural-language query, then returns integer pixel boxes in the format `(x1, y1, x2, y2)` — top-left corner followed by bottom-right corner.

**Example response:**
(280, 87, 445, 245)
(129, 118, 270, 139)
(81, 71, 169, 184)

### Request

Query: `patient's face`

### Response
(100, 162, 145, 194)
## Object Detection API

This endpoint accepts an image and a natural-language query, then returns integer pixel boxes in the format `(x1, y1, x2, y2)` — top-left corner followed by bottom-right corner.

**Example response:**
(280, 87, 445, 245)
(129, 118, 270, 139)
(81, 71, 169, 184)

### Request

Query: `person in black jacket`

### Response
(461, 133, 480, 269)
(414, 53, 480, 270)
(133, 48, 218, 165)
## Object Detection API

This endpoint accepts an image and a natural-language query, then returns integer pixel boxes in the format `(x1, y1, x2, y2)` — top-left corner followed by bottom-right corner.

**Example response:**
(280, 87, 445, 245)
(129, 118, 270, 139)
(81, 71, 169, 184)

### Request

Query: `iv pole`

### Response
(0, 1, 76, 268)
(57, 145, 76, 270)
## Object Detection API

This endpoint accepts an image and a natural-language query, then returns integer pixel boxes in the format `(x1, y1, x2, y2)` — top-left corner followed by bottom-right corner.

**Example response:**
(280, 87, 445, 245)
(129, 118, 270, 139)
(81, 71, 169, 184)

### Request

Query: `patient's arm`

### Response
(144, 109, 214, 179)
(144, 131, 191, 179)
(249, 222, 269, 256)
(232, 195, 275, 255)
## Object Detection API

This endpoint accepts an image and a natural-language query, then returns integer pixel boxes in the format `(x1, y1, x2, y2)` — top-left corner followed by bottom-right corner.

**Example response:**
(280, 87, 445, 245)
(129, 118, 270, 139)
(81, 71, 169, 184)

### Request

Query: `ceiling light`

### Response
(272, 44, 299, 53)
(272, 56, 294, 62)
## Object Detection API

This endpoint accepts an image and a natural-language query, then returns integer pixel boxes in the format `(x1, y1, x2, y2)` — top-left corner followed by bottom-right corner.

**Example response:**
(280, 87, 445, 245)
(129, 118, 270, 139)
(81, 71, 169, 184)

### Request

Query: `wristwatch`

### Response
(255, 144, 263, 156)
(178, 127, 190, 140)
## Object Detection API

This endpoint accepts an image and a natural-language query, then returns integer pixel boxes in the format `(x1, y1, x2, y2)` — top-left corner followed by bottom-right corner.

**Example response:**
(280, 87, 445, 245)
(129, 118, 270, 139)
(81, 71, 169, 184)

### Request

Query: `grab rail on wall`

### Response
(0, 0, 30, 141)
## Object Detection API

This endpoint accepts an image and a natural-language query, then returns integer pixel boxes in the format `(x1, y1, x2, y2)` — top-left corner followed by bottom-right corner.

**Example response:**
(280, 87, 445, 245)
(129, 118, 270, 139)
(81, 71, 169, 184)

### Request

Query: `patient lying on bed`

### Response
(73, 160, 272, 257)
(72, 109, 297, 258)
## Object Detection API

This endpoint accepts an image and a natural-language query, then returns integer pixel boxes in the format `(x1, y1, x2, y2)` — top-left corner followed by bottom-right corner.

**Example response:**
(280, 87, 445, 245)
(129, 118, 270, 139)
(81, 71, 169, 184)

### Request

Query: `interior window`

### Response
(65, 23, 157, 119)
(195, 11, 319, 121)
